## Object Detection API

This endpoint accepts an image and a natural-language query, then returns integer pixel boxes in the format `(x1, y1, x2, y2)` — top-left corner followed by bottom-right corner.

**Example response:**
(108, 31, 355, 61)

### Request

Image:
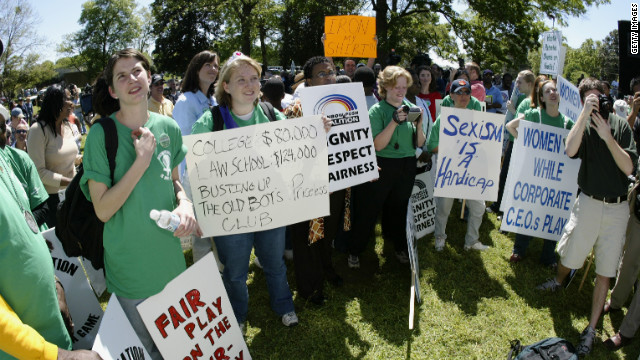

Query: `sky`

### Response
(35, 0, 635, 65)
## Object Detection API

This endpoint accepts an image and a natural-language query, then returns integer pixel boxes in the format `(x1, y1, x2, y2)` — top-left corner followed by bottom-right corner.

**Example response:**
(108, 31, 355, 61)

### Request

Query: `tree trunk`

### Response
(241, 2, 252, 56)
(259, 23, 267, 68)
(375, 0, 389, 67)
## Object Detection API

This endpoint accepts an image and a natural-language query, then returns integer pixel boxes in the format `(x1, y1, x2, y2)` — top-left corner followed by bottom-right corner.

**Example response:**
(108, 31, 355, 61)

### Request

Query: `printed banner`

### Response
(299, 83, 379, 191)
(92, 294, 151, 360)
(137, 253, 250, 360)
(433, 108, 504, 201)
(42, 229, 103, 350)
(557, 75, 583, 122)
(410, 167, 436, 239)
(540, 30, 563, 76)
(500, 121, 580, 240)
(183, 116, 330, 237)
(324, 15, 376, 58)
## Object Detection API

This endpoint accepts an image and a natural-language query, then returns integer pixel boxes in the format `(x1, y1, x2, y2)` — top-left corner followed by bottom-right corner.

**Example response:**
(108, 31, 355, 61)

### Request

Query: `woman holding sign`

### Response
(427, 79, 490, 252)
(348, 66, 425, 268)
(82, 48, 200, 358)
(192, 52, 332, 331)
(506, 79, 574, 268)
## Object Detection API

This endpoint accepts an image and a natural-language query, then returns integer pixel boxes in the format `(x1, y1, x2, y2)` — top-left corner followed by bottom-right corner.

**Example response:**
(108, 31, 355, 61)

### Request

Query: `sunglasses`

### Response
(456, 90, 471, 95)
(16, 130, 27, 134)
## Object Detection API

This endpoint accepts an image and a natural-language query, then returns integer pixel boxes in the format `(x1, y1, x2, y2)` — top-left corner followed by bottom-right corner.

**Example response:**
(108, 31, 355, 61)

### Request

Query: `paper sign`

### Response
(183, 116, 330, 237)
(500, 121, 580, 240)
(92, 294, 151, 360)
(406, 202, 421, 304)
(43, 229, 104, 350)
(324, 15, 377, 58)
(433, 108, 504, 201)
(137, 253, 251, 360)
(299, 83, 379, 191)
(410, 168, 436, 239)
(540, 30, 563, 76)
(557, 75, 583, 122)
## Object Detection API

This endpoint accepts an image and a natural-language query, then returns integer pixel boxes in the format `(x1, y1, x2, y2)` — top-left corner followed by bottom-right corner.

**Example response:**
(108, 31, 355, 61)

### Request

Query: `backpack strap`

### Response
(94, 117, 118, 183)
(210, 106, 225, 132)
(259, 101, 277, 122)
(507, 339, 522, 360)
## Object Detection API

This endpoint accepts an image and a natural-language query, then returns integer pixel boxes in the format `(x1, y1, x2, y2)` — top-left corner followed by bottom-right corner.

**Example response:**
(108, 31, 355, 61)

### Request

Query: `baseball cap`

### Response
(11, 107, 24, 118)
(482, 69, 493, 76)
(151, 74, 164, 86)
(451, 79, 471, 94)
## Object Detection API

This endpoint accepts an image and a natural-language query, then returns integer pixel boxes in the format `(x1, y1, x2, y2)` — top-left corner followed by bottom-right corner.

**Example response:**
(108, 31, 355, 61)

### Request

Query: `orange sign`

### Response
(324, 16, 377, 58)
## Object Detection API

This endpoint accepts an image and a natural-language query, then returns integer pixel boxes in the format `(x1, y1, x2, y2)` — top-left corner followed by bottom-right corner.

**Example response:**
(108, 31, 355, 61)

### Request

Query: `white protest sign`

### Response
(42, 229, 103, 350)
(92, 294, 151, 360)
(433, 108, 504, 201)
(137, 253, 250, 360)
(184, 116, 329, 237)
(540, 30, 563, 76)
(557, 75, 583, 122)
(410, 168, 436, 239)
(299, 83, 379, 191)
(500, 121, 580, 240)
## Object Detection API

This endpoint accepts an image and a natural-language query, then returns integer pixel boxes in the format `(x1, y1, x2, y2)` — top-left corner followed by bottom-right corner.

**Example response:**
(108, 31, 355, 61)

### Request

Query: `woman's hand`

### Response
(131, 127, 156, 168)
(322, 115, 332, 133)
(395, 107, 408, 123)
(74, 154, 83, 166)
(172, 200, 202, 238)
(506, 100, 516, 115)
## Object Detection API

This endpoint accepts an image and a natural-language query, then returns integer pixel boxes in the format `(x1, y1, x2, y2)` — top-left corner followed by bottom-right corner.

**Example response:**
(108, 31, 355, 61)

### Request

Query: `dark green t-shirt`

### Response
(441, 95, 483, 111)
(522, 108, 574, 130)
(192, 104, 286, 134)
(572, 113, 638, 197)
(370, 100, 421, 158)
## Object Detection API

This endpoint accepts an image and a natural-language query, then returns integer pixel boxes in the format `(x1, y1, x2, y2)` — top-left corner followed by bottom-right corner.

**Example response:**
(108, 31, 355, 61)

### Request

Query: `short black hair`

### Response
(336, 75, 351, 84)
(261, 78, 285, 107)
(353, 66, 376, 88)
(630, 77, 640, 93)
(303, 56, 333, 80)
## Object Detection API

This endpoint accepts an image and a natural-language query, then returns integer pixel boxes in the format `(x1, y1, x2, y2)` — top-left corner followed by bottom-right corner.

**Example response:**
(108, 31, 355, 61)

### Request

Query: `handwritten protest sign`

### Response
(137, 253, 250, 360)
(540, 30, 563, 76)
(324, 15, 376, 58)
(92, 294, 151, 360)
(410, 168, 436, 239)
(183, 116, 329, 237)
(433, 108, 504, 201)
(500, 121, 580, 240)
(42, 229, 103, 350)
(557, 75, 583, 122)
(300, 83, 379, 191)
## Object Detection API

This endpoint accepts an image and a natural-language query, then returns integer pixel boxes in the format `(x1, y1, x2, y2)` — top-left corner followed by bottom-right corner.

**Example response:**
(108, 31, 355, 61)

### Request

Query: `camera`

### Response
(593, 94, 613, 120)
(393, 105, 421, 123)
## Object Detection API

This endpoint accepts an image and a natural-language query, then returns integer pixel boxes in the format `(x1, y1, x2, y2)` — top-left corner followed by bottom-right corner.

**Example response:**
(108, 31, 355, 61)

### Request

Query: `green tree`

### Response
(598, 29, 618, 82)
(72, 0, 141, 79)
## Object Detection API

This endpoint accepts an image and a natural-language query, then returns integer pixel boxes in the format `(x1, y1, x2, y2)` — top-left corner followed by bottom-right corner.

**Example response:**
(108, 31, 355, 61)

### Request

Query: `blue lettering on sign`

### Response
(522, 127, 562, 154)
(532, 157, 564, 181)
(541, 214, 568, 235)
(558, 81, 582, 109)
(435, 156, 494, 193)
(443, 115, 503, 142)
(512, 181, 573, 210)
(505, 207, 540, 230)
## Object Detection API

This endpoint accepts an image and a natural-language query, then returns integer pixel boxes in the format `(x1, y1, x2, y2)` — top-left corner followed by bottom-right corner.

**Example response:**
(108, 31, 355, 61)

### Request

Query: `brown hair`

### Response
(181, 50, 218, 96)
(215, 55, 262, 107)
(377, 66, 412, 99)
(578, 77, 605, 101)
(530, 75, 548, 109)
(536, 80, 557, 110)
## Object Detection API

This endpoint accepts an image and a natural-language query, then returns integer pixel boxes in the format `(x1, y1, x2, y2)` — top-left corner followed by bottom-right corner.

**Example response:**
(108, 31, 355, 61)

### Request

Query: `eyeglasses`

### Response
(16, 130, 27, 134)
(314, 71, 336, 79)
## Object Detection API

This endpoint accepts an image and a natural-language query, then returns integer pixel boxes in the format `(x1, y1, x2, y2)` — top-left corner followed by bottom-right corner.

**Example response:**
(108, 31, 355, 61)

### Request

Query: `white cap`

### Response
(149, 209, 160, 221)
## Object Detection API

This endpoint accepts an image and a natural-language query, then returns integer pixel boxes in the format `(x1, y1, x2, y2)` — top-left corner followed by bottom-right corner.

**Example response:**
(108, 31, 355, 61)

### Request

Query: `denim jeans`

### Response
(214, 227, 294, 323)
(434, 197, 485, 247)
(116, 295, 162, 359)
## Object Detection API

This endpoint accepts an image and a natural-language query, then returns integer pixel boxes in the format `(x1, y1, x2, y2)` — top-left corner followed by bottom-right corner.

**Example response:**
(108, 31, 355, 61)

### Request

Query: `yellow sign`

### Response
(324, 16, 377, 58)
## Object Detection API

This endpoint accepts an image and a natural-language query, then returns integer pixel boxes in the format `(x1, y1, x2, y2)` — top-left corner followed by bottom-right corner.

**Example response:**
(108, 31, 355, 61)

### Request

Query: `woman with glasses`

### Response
(427, 79, 490, 252)
(27, 85, 81, 228)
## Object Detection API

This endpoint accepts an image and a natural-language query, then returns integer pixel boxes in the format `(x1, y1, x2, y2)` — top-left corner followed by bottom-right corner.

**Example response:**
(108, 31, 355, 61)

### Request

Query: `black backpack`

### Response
(209, 102, 277, 131)
(55, 117, 117, 270)
(508, 338, 578, 360)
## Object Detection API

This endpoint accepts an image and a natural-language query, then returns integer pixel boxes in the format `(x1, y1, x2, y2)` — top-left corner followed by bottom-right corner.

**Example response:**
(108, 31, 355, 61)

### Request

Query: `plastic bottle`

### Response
(149, 209, 181, 232)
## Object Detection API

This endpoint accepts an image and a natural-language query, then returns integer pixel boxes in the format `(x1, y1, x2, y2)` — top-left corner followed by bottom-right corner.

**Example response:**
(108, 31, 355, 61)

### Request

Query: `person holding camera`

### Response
(427, 79, 490, 252)
(535, 78, 637, 356)
(347, 66, 425, 268)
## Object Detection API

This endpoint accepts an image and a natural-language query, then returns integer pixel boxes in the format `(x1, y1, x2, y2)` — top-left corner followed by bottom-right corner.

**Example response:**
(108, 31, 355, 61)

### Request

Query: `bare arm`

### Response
(627, 96, 640, 129)
(88, 127, 156, 222)
(565, 94, 597, 158)
(415, 110, 426, 147)
(506, 115, 524, 139)
(171, 167, 202, 238)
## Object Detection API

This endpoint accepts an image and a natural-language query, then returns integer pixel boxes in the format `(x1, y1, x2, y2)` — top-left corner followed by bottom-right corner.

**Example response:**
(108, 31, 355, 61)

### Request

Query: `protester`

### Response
(353, 66, 378, 110)
(348, 65, 426, 267)
(441, 69, 482, 111)
(173, 50, 219, 263)
(261, 77, 285, 111)
(465, 62, 486, 101)
(500, 73, 514, 99)
(81, 48, 200, 358)
(536, 78, 637, 356)
(13, 121, 28, 151)
(427, 79, 489, 252)
(7, 107, 26, 146)
(603, 284, 640, 351)
(283, 55, 344, 306)
(416, 66, 441, 121)
(27, 85, 80, 228)
(506, 80, 574, 267)
(344, 58, 357, 79)
(148, 74, 174, 117)
(482, 70, 504, 113)
(70, 85, 86, 134)
(191, 52, 325, 331)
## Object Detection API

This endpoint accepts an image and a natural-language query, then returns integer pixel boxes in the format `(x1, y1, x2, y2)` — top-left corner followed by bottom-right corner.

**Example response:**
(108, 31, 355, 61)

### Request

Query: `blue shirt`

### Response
(485, 85, 504, 113)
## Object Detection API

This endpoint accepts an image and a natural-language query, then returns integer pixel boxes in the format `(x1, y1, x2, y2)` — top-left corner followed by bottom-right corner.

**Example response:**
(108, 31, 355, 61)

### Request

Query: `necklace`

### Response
(0, 150, 38, 233)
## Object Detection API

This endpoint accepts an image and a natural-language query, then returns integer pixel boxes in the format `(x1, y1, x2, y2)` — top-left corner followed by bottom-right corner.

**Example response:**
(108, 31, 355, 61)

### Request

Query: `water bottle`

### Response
(149, 209, 181, 232)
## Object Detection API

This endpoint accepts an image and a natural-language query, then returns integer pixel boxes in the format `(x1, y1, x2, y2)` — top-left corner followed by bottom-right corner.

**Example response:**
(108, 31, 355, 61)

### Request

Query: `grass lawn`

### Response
(97, 201, 639, 359)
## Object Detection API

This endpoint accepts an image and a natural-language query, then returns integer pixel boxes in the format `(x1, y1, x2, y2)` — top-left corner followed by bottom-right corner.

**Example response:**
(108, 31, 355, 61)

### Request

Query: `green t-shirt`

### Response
(522, 108, 574, 130)
(507, 96, 531, 141)
(192, 104, 286, 134)
(0, 158, 72, 354)
(427, 114, 442, 152)
(369, 99, 421, 158)
(0, 147, 48, 212)
(81, 112, 188, 299)
(441, 95, 483, 111)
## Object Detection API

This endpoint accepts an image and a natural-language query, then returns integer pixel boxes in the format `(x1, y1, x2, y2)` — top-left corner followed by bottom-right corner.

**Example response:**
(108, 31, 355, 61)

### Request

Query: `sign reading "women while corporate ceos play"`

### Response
(500, 121, 580, 240)
(300, 83, 379, 192)
(183, 116, 330, 237)
(433, 108, 504, 201)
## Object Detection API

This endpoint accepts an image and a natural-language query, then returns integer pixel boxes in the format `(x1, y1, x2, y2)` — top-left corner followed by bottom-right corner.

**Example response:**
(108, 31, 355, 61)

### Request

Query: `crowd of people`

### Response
(3, 41, 640, 359)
